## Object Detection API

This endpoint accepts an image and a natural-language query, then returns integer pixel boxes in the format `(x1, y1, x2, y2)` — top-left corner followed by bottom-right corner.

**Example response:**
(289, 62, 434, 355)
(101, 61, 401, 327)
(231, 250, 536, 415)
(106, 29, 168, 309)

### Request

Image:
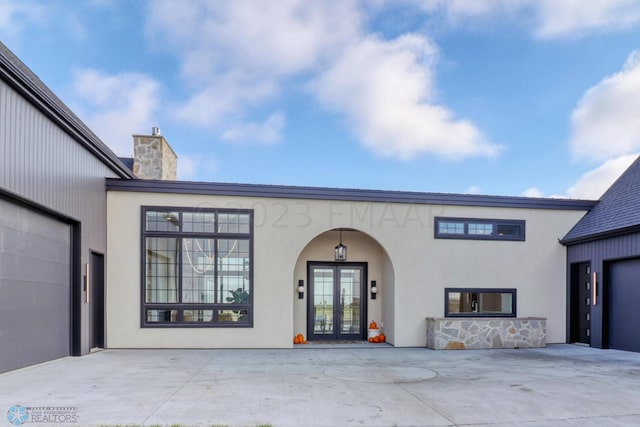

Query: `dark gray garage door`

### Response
(608, 258, 640, 352)
(0, 199, 71, 373)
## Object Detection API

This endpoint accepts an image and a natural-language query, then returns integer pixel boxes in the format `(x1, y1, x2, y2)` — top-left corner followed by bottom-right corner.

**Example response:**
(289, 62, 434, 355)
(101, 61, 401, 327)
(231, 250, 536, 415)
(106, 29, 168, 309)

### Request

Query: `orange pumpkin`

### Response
(379, 334, 386, 342)
(368, 337, 374, 343)
(369, 321, 378, 329)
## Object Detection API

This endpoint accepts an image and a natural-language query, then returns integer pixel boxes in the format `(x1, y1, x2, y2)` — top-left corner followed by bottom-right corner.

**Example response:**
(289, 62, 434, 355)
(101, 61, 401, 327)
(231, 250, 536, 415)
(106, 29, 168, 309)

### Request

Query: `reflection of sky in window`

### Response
(469, 223, 493, 235)
(439, 222, 464, 234)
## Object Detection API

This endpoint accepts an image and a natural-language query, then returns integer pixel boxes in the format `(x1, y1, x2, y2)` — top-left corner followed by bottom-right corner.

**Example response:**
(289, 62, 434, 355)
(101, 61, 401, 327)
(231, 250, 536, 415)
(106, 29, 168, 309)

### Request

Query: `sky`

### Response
(2, 0, 640, 200)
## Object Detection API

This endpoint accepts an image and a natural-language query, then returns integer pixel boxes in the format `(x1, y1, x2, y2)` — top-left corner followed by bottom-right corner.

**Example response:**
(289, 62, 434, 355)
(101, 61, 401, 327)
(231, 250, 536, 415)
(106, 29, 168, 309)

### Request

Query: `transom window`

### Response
(435, 217, 525, 241)
(142, 207, 253, 327)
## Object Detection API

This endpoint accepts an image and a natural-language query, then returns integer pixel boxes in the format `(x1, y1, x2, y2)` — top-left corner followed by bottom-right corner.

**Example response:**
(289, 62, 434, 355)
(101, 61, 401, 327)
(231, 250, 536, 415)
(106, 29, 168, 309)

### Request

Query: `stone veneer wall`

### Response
(426, 317, 546, 350)
(132, 135, 177, 180)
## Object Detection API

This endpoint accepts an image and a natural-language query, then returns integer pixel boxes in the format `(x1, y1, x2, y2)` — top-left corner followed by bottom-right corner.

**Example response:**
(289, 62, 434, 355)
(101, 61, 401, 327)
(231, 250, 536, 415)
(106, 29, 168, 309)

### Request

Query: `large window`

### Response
(142, 207, 253, 327)
(445, 288, 517, 317)
(435, 217, 525, 241)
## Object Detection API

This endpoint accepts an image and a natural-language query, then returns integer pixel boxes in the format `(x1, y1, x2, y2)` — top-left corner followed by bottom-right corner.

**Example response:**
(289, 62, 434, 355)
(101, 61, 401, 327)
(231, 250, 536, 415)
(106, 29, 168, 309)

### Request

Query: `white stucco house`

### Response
(11, 39, 640, 374)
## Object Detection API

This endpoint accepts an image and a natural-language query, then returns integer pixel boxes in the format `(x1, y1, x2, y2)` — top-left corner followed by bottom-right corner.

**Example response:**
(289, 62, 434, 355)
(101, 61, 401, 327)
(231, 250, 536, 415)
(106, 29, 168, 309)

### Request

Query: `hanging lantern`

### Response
(334, 229, 347, 261)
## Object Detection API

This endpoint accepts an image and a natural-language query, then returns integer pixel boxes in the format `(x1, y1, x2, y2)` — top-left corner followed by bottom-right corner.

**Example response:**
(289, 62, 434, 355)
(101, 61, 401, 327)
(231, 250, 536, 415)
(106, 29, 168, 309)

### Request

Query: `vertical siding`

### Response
(0, 79, 119, 355)
(566, 232, 640, 348)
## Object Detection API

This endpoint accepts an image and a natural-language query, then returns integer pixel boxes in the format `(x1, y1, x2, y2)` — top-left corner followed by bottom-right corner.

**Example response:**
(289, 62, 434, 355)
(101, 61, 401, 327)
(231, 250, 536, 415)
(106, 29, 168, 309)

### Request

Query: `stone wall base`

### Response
(426, 317, 546, 350)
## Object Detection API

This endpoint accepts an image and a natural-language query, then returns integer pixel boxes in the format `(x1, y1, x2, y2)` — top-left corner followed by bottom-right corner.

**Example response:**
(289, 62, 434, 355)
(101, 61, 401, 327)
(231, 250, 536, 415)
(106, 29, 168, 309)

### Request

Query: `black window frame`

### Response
(141, 206, 254, 328)
(434, 217, 525, 241)
(444, 288, 517, 318)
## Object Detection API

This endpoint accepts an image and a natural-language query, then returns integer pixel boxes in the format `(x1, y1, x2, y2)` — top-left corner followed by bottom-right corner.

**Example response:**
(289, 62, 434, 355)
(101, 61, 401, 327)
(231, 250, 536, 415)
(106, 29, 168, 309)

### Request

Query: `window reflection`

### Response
(445, 288, 516, 317)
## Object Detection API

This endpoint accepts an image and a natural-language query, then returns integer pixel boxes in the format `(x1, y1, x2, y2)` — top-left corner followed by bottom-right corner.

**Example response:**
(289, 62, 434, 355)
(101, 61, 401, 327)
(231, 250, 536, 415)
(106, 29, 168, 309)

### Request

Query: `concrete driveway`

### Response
(1, 344, 639, 426)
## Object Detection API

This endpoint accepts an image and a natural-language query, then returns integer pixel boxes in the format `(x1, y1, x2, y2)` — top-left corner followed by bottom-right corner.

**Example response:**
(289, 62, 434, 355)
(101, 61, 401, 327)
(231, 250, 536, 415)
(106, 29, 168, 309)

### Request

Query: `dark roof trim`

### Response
(106, 178, 597, 210)
(0, 186, 79, 225)
(0, 42, 134, 179)
(560, 223, 640, 246)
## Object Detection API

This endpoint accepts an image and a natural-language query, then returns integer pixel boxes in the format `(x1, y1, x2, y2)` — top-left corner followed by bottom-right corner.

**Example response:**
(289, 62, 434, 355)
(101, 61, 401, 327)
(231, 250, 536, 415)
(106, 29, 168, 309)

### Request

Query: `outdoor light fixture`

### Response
(334, 229, 347, 262)
(298, 280, 305, 299)
(371, 280, 378, 300)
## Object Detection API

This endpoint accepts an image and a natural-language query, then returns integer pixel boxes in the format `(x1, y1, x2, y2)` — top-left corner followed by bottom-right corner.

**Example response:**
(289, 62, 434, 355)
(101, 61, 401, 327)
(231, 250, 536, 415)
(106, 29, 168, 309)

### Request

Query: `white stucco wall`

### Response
(106, 191, 586, 348)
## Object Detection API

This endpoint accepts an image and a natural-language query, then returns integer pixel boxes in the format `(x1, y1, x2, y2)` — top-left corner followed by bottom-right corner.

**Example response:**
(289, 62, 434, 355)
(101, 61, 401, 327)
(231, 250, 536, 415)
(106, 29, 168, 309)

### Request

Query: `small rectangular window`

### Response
(182, 212, 216, 233)
(145, 211, 180, 232)
(435, 217, 525, 241)
(497, 224, 522, 236)
(445, 288, 516, 317)
(438, 221, 465, 234)
(468, 223, 493, 235)
(183, 310, 214, 322)
(146, 309, 178, 323)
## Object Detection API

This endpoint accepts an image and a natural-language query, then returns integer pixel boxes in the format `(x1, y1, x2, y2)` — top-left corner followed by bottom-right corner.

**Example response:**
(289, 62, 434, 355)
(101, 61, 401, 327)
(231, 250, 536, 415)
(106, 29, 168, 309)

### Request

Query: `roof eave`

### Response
(560, 224, 640, 246)
(106, 178, 598, 210)
(0, 42, 135, 179)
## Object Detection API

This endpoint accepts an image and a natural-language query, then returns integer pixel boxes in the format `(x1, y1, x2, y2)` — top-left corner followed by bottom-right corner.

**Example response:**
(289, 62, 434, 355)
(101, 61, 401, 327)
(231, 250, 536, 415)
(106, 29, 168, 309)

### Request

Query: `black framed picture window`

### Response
(141, 207, 253, 327)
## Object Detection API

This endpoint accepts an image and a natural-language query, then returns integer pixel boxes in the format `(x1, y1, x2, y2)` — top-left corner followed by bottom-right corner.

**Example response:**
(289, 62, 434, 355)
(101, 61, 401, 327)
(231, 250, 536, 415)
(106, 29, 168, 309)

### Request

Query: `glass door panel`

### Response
(312, 268, 334, 335)
(308, 263, 365, 341)
(339, 268, 361, 335)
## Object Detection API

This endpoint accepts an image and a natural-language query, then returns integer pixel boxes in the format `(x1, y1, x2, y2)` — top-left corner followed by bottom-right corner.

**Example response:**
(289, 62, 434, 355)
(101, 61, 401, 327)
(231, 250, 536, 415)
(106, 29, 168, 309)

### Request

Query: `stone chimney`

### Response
(132, 127, 177, 180)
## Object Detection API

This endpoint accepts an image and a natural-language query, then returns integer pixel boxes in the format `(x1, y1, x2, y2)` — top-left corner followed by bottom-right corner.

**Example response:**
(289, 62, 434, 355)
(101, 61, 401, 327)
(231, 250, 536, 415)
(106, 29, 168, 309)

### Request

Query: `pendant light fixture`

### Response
(334, 229, 347, 262)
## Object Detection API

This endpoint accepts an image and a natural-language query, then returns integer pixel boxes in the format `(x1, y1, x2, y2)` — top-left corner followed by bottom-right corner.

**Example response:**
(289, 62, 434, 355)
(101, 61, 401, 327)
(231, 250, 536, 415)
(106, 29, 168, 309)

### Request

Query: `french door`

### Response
(307, 262, 366, 341)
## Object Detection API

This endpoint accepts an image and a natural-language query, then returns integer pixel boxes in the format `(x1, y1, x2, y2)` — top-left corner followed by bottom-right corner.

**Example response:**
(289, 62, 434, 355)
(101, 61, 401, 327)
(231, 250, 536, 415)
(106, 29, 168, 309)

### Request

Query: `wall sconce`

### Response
(334, 229, 347, 262)
(297, 279, 305, 299)
(370, 280, 378, 300)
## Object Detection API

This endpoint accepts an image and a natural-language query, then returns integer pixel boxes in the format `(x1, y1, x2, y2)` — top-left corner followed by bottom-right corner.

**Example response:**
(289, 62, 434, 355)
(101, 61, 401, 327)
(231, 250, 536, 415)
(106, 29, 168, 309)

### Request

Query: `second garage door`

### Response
(0, 198, 71, 373)
(608, 258, 640, 352)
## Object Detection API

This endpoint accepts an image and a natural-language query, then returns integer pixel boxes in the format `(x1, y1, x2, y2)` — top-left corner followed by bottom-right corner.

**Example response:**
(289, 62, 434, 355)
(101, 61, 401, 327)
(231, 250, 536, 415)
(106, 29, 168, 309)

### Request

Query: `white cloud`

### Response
(566, 154, 638, 199)
(569, 51, 640, 162)
(311, 34, 500, 160)
(0, 0, 46, 40)
(522, 187, 544, 198)
(146, 1, 495, 160)
(176, 153, 218, 181)
(71, 69, 161, 156)
(535, 0, 640, 38)
(415, 0, 640, 38)
(146, 0, 361, 128)
(173, 74, 278, 128)
(221, 112, 286, 145)
(418, 0, 526, 19)
(465, 186, 482, 194)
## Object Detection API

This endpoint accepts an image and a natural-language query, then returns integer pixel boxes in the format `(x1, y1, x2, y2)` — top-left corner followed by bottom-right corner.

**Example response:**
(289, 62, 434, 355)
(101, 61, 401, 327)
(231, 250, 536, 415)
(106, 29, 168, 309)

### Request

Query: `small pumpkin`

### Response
(368, 337, 375, 343)
(379, 334, 386, 342)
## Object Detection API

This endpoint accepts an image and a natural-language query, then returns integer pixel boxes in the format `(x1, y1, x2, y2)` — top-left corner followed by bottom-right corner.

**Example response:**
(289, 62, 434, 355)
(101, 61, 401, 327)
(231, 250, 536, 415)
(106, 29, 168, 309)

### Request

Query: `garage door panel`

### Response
(609, 258, 640, 353)
(0, 253, 68, 284)
(0, 199, 71, 373)
(0, 279, 68, 310)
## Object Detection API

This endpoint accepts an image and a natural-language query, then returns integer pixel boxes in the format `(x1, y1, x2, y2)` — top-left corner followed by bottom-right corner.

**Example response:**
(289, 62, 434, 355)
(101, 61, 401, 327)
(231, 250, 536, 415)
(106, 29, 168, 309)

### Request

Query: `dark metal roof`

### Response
(118, 157, 134, 172)
(0, 42, 134, 179)
(107, 178, 597, 210)
(562, 155, 640, 245)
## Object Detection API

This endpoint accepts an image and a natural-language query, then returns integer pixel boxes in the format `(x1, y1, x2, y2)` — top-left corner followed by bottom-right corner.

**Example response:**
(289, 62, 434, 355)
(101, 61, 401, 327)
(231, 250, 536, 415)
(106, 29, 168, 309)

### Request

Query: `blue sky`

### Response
(3, 0, 640, 199)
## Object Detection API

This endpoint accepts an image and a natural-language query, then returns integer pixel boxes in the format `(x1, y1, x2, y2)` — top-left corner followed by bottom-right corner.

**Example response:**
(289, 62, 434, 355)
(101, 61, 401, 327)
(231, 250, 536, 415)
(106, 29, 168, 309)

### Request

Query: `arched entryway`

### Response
(293, 229, 395, 344)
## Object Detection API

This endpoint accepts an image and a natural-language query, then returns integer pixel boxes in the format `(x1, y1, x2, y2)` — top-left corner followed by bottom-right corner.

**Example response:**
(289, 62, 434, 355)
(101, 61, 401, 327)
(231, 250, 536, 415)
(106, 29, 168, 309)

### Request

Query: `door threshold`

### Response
(295, 341, 392, 349)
